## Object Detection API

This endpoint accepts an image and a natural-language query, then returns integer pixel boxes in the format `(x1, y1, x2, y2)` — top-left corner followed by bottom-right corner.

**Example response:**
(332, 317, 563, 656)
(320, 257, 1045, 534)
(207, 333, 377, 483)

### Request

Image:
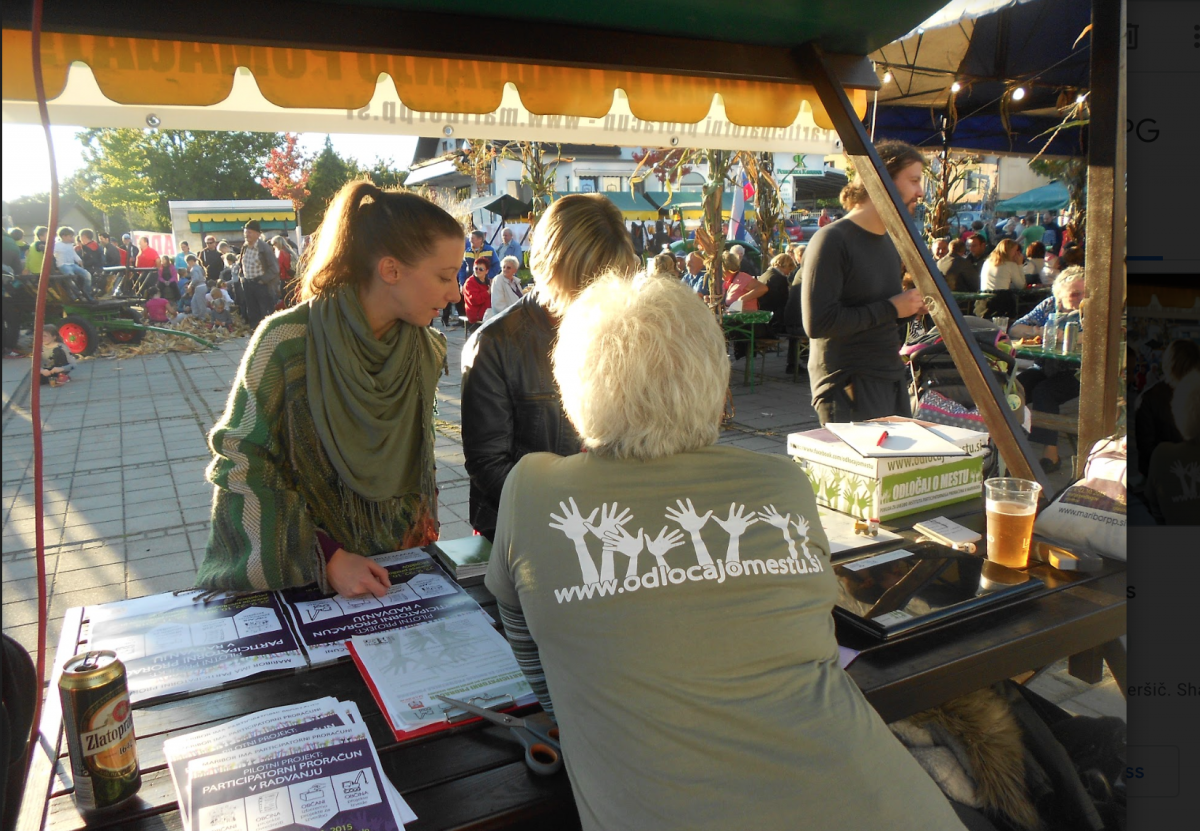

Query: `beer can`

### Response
(59, 651, 141, 813)
(1061, 320, 1080, 354)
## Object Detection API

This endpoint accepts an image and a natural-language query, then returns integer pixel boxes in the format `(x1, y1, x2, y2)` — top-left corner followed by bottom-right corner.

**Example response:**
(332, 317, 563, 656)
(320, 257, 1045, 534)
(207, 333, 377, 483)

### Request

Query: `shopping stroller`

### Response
(901, 317, 1024, 476)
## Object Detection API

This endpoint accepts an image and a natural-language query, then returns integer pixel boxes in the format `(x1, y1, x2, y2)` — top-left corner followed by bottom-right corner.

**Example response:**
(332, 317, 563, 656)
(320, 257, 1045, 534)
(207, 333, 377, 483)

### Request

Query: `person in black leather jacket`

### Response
(460, 194, 640, 540)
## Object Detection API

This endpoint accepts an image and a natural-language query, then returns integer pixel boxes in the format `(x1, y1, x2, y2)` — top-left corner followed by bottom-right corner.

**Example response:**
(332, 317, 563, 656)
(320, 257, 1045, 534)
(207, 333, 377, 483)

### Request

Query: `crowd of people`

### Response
(2, 220, 304, 353)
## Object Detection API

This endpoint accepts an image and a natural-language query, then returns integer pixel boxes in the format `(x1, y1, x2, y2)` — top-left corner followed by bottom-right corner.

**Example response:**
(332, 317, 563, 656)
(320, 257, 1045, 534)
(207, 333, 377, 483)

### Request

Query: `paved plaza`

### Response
(1, 326, 1121, 720)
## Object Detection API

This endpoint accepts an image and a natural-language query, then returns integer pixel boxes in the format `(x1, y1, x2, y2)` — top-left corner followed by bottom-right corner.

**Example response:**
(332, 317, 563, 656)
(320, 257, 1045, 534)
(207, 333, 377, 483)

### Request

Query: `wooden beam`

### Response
(1076, 0, 1127, 477)
(797, 43, 1048, 492)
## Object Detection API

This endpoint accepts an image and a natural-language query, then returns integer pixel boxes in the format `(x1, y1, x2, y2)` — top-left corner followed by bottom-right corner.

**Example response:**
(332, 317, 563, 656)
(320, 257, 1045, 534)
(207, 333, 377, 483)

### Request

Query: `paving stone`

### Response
(3, 598, 44, 628)
(48, 584, 127, 619)
(62, 506, 124, 527)
(124, 511, 181, 534)
(124, 499, 171, 519)
(126, 533, 193, 560)
(55, 545, 126, 572)
(2, 556, 58, 582)
(53, 564, 126, 594)
(60, 519, 125, 544)
(125, 572, 197, 598)
(126, 551, 195, 580)
(1, 577, 39, 605)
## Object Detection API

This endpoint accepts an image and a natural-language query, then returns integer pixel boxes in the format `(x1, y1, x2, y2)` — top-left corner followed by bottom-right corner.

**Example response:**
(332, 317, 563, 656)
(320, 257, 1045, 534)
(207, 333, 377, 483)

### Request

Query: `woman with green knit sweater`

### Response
(197, 181, 464, 597)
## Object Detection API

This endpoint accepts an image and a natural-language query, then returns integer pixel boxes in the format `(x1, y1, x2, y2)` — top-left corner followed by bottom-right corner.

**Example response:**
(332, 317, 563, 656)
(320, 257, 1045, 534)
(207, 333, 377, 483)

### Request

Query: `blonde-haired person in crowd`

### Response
(485, 273, 970, 831)
(461, 193, 639, 541)
(981, 239, 1026, 292)
(974, 238, 1025, 320)
(1009, 266, 1087, 472)
(647, 251, 678, 278)
(198, 180, 463, 596)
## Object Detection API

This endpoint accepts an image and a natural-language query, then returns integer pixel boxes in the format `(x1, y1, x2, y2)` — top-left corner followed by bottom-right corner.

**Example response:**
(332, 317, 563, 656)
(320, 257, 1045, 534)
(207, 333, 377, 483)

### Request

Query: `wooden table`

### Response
(19, 517, 1125, 831)
(722, 310, 772, 391)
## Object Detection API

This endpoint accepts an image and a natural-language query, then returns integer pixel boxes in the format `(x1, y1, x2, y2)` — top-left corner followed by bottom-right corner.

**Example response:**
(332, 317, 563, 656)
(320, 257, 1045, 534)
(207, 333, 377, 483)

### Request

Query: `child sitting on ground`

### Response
(144, 286, 171, 325)
(208, 296, 234, 332)
(40, 325, 74, 386)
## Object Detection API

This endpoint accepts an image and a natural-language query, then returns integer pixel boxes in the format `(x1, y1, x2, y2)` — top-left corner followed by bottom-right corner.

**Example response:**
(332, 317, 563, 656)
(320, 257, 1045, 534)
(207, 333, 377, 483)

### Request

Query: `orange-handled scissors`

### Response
(436, 695, 562, 775)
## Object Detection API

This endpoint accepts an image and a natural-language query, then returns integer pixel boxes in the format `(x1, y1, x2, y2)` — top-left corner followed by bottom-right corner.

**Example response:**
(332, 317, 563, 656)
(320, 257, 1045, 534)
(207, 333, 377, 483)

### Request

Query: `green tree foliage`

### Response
(76, 129, 284, 229)
(304, 136, 409, 232)
(304, 136, 358, 232)
(360, 158, 409, 190)
(73, 129, 159, 224)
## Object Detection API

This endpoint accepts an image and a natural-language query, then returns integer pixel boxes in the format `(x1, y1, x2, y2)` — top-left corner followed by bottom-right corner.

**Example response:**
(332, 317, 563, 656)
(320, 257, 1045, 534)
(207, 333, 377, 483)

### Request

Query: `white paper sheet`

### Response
(817, 507, 903, 554)
(350, 613, 535, 734)
(825, 421, 968, 458)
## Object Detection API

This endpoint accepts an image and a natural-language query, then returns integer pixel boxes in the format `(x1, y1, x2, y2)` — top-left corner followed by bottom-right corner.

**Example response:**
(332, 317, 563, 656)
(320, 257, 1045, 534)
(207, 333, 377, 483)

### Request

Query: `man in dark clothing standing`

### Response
(802, 140, 928, 425)
(97, 232, 121, 267)
(199, 235, 224, 282)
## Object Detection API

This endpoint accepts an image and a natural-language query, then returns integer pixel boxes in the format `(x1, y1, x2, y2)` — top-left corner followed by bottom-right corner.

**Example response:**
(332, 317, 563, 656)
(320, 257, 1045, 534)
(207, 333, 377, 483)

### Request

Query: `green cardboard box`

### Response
(787, 420, 988, 521)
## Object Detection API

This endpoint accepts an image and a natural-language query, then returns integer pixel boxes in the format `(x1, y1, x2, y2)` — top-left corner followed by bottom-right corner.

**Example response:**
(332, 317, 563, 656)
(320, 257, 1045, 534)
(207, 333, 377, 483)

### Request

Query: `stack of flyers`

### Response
(348, 612, 535, 740)
(280, 548, 483, 664)
(165, 699, 416, 831)
(87, 590, 307, 703)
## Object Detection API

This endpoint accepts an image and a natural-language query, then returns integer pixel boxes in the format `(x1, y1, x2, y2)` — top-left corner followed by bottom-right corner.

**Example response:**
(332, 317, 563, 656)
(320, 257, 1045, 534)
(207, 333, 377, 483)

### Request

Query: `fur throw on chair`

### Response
(891, 686, 1040, 830)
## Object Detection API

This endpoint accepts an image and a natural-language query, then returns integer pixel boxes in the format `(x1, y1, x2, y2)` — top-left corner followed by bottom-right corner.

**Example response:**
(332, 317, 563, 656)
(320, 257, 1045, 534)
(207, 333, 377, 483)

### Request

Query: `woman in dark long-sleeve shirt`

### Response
(800, 141, 928, 424)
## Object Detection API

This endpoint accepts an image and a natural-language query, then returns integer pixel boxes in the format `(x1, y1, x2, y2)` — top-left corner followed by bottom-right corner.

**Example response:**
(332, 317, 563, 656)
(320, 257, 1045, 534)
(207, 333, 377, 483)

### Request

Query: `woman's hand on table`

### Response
(328, 548, 391, 598)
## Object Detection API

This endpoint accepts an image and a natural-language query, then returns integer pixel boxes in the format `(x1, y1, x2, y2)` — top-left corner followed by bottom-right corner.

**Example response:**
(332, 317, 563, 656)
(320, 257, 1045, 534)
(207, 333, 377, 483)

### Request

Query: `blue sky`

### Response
(1, 124, 419, 203)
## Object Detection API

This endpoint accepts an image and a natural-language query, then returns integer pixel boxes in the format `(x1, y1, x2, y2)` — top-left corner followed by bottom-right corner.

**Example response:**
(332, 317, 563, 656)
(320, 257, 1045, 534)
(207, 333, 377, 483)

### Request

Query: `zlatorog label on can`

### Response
(80, 690, 136, 774)
(67, 685, 140, 810)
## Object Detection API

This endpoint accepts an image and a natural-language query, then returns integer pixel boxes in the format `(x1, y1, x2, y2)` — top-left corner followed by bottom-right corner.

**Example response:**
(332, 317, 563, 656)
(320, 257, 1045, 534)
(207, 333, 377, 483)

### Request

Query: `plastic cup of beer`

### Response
(984, 478, 1042, 568)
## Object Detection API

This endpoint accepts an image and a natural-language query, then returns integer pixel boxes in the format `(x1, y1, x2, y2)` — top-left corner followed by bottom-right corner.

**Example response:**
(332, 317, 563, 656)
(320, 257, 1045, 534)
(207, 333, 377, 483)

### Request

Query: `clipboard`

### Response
(825, 421, 968, 458)
(346, 640, 529, 741)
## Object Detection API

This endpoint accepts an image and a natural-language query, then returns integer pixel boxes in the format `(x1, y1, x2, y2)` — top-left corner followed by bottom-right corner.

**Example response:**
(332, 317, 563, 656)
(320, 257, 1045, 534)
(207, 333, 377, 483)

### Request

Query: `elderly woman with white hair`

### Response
(485, 273, 970, 831)
(1009, 266, 1087, 472)
(488, 254, 524, 318)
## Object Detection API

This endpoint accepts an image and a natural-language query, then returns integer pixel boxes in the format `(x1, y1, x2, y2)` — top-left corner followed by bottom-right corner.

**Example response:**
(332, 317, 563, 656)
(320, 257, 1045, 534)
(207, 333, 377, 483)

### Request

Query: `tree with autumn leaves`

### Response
(260, 133, 311, 235)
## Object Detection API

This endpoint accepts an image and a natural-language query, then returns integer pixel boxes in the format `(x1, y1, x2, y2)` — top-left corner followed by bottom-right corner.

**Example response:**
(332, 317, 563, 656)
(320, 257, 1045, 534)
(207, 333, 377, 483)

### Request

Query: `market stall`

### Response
(2, 1, 1127, 829)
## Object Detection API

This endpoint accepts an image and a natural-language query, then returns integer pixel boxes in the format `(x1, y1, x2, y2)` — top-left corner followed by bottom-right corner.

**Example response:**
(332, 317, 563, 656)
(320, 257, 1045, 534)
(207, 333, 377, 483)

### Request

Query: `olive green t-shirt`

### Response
(486, 446, 965, 831)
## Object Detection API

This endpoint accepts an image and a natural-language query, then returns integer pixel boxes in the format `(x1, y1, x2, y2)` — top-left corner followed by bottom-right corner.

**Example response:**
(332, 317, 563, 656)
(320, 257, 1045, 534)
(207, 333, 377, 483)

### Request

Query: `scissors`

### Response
(436, 695, 562, 775)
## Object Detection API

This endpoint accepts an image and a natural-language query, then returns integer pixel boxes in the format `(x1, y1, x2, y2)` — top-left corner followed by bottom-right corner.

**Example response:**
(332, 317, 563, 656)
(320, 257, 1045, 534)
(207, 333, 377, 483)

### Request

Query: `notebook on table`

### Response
(832, 542, 1044, 641)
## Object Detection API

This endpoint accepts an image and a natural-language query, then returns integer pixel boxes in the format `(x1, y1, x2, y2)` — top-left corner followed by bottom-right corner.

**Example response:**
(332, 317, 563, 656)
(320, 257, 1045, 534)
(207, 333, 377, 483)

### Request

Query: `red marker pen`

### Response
(876, 431, 889, 447)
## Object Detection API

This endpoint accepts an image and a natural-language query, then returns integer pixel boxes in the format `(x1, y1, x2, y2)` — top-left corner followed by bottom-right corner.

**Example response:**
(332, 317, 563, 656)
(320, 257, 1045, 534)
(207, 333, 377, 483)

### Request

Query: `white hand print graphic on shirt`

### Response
(548, 497, 601, 584)
(712, 503, 758, 564)
(790, 515, 824, 572)
(645, 527, 686, 568)
(603, 525, 645, 579)
(585, 503, 634, 582)
(664, 498, 714, 566)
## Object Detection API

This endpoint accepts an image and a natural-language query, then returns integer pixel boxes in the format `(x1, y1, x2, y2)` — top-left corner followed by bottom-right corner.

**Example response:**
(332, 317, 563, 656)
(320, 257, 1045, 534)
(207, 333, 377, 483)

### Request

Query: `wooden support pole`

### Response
(1077, 0, 1128, 476)
(798, 43, 1048, 491)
